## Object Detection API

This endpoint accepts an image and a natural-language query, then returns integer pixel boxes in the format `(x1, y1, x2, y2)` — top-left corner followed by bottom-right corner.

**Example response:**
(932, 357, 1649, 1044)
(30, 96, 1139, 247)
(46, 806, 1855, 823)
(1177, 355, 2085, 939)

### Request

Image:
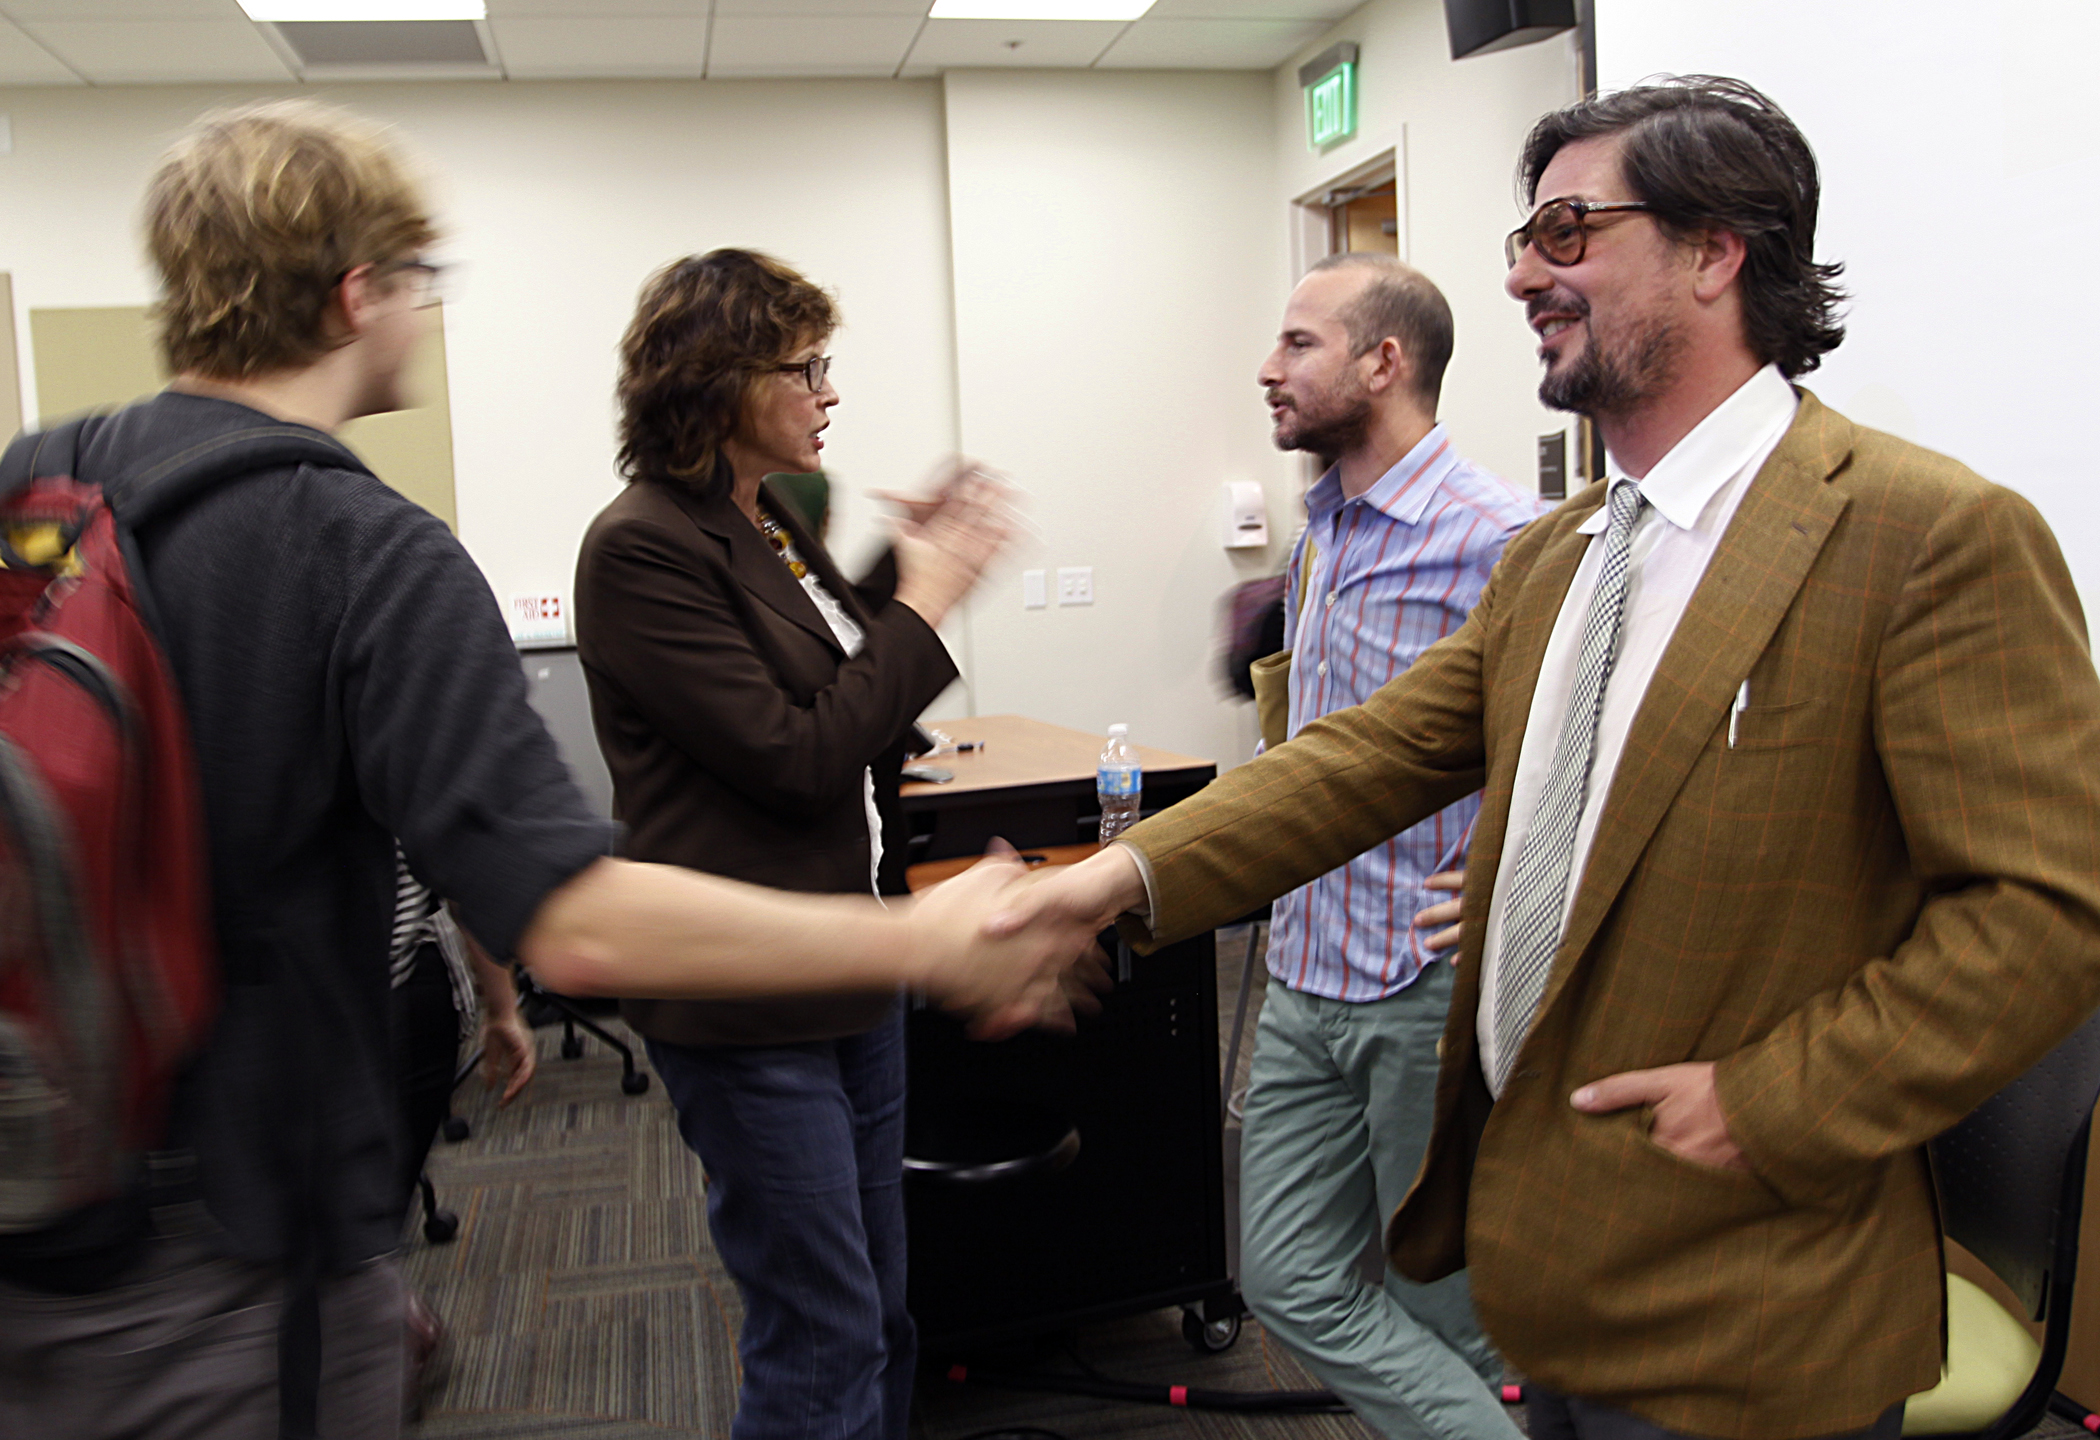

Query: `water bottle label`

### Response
(1097, 765, 1141, 797)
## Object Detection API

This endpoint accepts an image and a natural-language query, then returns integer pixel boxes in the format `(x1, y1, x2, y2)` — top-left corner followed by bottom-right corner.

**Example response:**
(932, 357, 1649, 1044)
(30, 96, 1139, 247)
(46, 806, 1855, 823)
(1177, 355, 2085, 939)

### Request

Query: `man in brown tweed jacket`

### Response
(1000, 76, 2100, 1440)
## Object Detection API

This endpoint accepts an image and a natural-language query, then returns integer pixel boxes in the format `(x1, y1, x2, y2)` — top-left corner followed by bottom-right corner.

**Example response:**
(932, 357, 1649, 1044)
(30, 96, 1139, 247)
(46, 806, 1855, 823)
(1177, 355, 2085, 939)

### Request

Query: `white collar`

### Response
(1578, 365, 1798, 535)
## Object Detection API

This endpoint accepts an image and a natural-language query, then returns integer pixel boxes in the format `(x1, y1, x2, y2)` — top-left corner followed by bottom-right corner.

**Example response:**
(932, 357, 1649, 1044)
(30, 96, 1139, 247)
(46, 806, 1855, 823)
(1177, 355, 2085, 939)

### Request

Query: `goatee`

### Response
(1273, 390, 1374, 459)
(1540, 313, 1684, 419)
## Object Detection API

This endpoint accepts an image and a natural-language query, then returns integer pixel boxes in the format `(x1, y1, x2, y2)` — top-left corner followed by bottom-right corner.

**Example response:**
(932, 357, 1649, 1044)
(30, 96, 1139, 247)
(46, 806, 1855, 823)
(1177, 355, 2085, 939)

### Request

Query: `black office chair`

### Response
(517, 967, 651, 1095)
(415, 1046, 483, 1244)
(1904, 1006, 2100, 1437)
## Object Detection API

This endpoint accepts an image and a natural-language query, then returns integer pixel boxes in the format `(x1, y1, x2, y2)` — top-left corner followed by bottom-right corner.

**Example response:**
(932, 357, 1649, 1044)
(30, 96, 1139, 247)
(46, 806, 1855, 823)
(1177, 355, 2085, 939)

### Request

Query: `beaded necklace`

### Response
(755, 504, 809, 580)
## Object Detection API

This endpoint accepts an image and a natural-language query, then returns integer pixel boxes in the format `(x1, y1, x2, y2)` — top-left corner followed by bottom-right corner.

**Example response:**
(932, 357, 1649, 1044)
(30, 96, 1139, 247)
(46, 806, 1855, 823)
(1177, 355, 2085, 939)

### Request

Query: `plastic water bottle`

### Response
(1097, 723, 1142, 844)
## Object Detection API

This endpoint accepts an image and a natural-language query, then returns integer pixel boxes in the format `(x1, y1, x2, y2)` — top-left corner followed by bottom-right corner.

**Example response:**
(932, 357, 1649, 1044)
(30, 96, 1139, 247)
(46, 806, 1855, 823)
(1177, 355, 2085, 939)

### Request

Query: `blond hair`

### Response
(144, 100, 437, 379)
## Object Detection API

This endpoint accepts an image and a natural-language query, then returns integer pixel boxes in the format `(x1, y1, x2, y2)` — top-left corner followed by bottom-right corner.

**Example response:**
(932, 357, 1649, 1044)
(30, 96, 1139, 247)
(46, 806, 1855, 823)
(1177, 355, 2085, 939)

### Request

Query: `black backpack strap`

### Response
(0, 415, 106, 503)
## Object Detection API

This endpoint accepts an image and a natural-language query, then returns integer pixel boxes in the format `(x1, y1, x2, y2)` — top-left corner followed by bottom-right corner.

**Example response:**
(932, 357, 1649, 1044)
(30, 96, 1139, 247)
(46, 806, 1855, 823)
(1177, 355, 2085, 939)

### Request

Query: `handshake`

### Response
(900, 840, 1152, 1037)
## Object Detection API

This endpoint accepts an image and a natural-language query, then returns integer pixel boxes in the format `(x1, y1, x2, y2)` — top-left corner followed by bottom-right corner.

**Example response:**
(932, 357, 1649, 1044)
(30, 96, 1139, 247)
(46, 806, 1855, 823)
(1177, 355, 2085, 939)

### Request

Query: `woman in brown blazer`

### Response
(574, 250, 1008, 1440)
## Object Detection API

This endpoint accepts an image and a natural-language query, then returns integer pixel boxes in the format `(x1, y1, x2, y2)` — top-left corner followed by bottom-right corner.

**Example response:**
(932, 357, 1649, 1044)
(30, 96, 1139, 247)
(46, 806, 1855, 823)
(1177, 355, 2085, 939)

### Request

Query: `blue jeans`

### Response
(646, 1006, 914, 1440)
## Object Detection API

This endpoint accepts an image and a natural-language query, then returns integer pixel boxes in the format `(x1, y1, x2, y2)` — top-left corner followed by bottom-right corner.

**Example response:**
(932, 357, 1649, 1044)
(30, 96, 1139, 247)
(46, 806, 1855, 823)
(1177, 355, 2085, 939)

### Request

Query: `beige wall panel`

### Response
(0, 275, 22, 439)
(338, 313, 458, 531)
(30, 305, 164, 423)
(25, 302, 456, 531)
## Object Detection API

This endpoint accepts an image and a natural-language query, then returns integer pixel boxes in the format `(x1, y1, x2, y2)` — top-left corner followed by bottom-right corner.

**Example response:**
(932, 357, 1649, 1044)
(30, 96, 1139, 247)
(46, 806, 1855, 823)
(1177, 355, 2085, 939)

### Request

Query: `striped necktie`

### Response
(1488, 478, 1647, 1093)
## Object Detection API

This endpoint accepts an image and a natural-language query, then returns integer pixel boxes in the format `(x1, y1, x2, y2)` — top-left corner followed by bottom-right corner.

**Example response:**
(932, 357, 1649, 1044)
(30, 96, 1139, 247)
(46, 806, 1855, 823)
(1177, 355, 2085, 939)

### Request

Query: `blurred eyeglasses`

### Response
(771, 355, 833, 393)
(1505, 198, 1655, 269)
(382, 259, 446, 309)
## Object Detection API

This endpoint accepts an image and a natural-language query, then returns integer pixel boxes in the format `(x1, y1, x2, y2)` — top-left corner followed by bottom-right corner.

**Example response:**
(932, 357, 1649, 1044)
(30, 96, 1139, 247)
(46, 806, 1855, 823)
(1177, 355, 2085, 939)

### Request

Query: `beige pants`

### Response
(0, 1231, 404, 1440)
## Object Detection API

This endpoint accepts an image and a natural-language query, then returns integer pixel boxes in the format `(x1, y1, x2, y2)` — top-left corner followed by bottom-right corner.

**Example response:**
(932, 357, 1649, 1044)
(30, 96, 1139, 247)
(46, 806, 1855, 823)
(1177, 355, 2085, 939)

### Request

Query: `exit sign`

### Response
(1299, 42, 1359, 150)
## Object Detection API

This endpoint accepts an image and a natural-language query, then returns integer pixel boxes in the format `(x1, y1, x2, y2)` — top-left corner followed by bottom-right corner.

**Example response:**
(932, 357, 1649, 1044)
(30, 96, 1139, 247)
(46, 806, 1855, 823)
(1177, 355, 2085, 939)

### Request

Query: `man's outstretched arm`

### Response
(519, 851, 1090, 1037)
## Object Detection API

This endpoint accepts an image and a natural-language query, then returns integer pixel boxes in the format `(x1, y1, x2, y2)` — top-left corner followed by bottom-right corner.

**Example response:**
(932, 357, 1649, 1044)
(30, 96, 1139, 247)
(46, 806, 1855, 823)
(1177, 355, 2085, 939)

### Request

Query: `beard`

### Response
(1268, 375, 1375, 460)
(1531, 292, 1684, 419)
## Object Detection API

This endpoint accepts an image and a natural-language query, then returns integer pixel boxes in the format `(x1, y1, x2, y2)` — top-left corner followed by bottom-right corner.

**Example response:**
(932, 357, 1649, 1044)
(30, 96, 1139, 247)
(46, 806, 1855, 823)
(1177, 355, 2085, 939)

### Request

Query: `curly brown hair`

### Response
(144, 100, 436, 380)
(616, 250, 839, 493)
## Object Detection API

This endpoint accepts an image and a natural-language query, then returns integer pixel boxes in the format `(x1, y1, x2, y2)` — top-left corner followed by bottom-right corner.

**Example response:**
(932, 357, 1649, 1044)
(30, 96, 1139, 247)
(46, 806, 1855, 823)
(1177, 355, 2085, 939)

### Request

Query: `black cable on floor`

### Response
(943, 1360, 1349, 1415)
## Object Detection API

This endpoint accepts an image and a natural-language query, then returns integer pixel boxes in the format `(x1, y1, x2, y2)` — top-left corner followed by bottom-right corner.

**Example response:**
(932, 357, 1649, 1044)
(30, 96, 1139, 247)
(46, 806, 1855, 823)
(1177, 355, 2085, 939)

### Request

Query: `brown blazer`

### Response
(574, 476, 957, 1046)
(1119, 393, 2100, 1439)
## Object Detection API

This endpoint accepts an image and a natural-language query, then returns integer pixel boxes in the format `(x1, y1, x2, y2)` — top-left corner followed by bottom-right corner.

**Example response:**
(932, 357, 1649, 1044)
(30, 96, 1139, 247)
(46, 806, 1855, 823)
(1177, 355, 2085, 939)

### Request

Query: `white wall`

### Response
(1595, 0, 2100, 611)
(0, 79, 961, 617)
(1273, 0, 1582, 498)
(0, 47, 1582, 771)
(943, 68, 1290, 768)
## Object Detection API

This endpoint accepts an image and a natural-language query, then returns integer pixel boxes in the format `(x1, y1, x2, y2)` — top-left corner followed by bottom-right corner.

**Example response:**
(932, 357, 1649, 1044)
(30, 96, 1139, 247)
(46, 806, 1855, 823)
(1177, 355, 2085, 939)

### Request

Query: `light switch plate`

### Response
(1022, 569, 1047, 609)
(1057, 566, 1093, 606)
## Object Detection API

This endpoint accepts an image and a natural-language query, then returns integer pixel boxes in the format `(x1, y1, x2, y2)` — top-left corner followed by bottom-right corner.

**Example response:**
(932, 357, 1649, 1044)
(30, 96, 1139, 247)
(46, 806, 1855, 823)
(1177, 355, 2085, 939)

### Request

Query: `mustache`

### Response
(1526, 290, 1590, 325)
(1264, 389, 1292, 409)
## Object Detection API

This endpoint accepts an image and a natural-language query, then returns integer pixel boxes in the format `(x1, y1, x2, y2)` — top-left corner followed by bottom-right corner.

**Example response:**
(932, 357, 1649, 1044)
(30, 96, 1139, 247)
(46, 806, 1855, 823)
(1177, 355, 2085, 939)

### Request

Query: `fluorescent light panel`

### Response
(238, 1, 485, 20)
(927, 0, 1153, 18)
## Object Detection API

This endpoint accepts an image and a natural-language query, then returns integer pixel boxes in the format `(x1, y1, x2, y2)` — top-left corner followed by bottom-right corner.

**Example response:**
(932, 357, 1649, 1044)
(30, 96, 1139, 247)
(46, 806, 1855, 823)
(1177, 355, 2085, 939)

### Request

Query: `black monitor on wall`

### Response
(518, 645, 615, 820)
(1444, 0, 1575, 59)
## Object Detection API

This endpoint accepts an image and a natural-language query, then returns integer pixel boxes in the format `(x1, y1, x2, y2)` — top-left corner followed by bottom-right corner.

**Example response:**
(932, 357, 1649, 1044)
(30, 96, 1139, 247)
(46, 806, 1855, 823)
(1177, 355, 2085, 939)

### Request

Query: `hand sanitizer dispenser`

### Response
(1223, 481, 1268, 549)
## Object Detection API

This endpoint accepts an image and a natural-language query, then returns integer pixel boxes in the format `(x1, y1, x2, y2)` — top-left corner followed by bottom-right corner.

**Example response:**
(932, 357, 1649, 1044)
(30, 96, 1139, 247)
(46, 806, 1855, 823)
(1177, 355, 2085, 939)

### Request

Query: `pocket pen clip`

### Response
(1728, 680, 1751, 749)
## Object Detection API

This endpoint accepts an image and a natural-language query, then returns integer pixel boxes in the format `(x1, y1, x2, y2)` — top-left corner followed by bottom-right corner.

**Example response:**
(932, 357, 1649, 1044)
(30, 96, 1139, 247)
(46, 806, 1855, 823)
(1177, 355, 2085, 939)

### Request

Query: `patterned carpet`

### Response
(406, 925, 1387, 1438)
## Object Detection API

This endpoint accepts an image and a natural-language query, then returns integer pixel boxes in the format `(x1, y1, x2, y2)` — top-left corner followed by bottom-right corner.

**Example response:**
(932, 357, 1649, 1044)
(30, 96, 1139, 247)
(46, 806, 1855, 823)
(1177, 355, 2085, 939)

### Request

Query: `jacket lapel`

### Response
(760, 477, 874, 633)
(1541, 391, 1855, 995)
(668, 481, 845, 655)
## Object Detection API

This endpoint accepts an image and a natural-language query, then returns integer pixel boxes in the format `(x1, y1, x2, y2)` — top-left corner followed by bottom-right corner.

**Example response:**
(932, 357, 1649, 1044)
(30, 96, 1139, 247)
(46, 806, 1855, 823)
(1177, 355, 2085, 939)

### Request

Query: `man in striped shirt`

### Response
(1244, 253, 1542, 1440)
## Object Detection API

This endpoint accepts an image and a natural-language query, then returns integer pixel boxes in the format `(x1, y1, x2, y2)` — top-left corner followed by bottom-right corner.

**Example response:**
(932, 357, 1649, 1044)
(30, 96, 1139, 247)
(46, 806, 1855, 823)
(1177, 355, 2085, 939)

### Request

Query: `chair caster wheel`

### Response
(560, 1034, 584, 1060)
(1182, 1308, 1240, 1353)
(441, 1116, 470, 1143)
(622, 1071, 650, 1095)
(423, 1209, 459, 1244)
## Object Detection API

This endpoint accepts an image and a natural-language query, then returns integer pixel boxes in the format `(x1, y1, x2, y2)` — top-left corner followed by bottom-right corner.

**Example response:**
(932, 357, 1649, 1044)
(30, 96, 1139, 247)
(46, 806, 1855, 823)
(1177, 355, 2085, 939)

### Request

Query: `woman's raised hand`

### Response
(891, 463, 1017, 628)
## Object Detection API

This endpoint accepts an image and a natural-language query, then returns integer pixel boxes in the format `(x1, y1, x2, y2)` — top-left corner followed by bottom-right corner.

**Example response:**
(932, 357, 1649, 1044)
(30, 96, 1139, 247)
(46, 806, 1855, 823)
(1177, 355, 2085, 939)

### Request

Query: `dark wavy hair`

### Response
(616, 249, 838, 493)
(1518, 75, 1846, 378)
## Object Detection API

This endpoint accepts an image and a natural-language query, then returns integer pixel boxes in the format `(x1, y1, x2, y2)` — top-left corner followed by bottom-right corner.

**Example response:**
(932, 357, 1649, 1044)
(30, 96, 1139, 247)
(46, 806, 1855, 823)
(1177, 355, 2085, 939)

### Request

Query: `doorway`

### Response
(1290, 146, 1401, 278)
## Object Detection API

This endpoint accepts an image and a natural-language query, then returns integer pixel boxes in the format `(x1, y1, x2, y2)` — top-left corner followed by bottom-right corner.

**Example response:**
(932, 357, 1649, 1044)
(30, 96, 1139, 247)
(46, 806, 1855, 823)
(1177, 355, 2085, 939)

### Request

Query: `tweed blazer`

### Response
(1119, 393, 2100, 1439)
(574, 476, 957, 1046)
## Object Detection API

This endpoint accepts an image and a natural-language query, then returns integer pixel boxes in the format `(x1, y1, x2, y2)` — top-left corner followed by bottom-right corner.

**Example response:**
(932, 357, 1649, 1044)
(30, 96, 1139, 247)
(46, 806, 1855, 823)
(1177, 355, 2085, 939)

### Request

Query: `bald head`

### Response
(1306, 253, 1454, 409)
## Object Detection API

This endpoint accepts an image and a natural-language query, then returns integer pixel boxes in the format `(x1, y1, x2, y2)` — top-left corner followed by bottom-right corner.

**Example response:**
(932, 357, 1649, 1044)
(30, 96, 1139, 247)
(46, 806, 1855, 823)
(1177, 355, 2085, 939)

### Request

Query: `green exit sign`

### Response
(1300, 42, 1359, 150)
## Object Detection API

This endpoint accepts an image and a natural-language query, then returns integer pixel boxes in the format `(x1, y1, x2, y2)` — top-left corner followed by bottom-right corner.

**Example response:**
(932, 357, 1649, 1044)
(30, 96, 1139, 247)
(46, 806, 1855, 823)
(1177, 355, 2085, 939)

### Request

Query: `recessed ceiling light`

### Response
(238, 1, 485, 20)
(927, 0, 1153, 18)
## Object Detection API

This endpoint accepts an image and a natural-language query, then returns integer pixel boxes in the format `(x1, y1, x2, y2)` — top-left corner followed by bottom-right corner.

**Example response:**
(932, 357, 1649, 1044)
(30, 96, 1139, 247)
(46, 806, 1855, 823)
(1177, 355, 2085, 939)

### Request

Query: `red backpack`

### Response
(0, 416, 220, 1232)
(0, 410, 365, 1233)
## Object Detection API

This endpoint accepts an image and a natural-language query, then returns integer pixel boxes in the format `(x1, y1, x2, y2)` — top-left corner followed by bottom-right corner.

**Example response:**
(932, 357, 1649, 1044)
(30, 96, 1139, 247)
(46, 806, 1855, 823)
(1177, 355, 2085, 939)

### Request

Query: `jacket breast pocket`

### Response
(1726, 698, 1829, 752)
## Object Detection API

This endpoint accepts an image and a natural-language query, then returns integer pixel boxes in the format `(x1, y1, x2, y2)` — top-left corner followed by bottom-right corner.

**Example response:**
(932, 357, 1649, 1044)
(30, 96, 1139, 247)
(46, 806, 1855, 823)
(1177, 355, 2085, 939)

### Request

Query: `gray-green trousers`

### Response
(1238, 965, 1520, 1440)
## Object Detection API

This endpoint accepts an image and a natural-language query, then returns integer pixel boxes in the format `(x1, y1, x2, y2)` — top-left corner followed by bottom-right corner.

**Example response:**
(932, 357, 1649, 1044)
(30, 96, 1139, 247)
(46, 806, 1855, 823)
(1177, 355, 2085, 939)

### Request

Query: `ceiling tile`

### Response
(483, 0, 707, 16)
(484, 15, 709, 74)
(0, 19, 80, 83)
(20, 19, 295, 82)
(707, 14, 919, 75)
(715, 0, 927, 16)
(905, 17, 1121, 68)
(1141, 0, 1356, 19)
(1094, 15, 1322, 66)
(0, 1, 244, 18)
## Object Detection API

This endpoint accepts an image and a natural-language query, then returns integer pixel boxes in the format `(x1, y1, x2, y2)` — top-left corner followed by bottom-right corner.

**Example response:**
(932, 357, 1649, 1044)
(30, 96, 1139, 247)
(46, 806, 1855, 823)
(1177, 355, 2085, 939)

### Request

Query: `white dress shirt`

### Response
(1475, 365, 1799, 1094)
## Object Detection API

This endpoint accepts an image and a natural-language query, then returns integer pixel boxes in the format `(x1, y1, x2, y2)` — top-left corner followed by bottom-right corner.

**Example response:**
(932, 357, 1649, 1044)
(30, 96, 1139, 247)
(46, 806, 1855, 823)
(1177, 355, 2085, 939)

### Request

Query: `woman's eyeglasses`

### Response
(771, 355, 833, 393)
(1505, 198, 1654, 269)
